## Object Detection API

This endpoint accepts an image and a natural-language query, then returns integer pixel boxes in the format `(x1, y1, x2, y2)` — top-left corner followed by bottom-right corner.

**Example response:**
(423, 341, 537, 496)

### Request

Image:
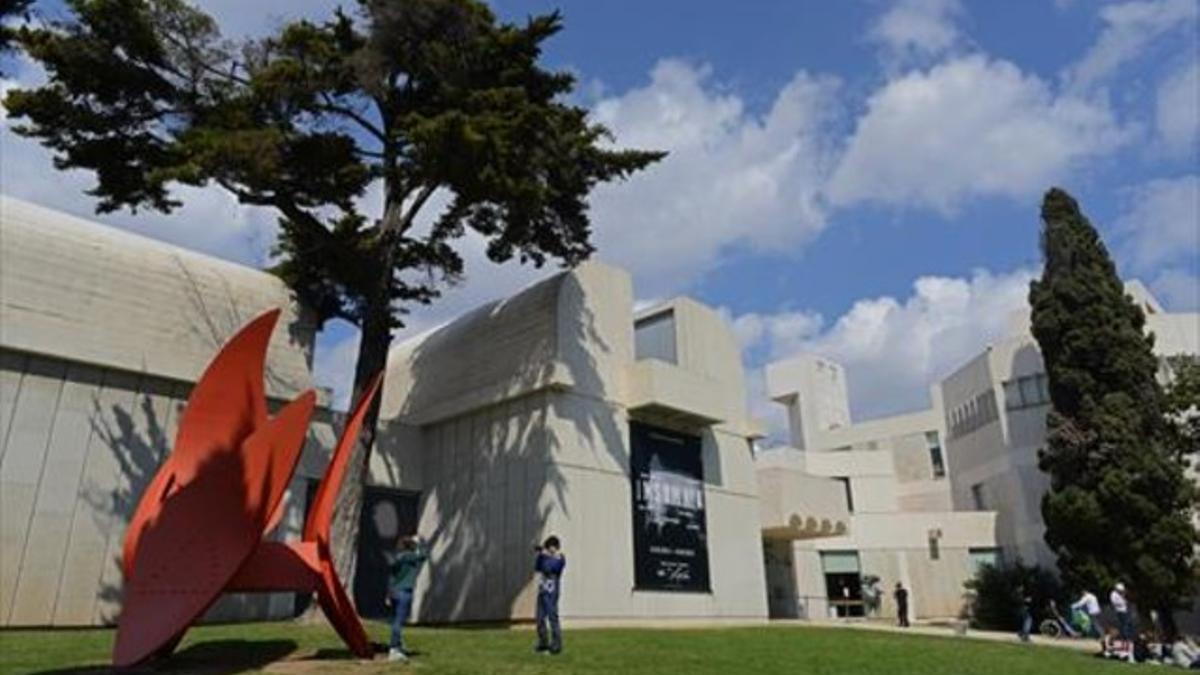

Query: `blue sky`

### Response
(2, 0, 1197, 437)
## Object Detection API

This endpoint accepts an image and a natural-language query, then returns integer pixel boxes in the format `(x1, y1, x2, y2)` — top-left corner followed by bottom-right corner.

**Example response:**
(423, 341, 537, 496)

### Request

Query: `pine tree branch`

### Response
(317, 92, 386, 144)
(389, 183, 436, 236)
(215, 177, 332, 244)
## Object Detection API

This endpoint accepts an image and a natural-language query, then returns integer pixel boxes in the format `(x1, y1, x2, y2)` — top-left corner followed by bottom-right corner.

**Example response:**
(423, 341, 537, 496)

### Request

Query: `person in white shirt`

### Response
(1071, 589, 1102, 638)
(1111, 582, 1133, 641)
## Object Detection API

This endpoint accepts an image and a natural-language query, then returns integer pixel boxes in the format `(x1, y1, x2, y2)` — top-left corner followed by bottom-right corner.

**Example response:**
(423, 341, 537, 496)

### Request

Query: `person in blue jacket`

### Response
(533, 535, 566, 655)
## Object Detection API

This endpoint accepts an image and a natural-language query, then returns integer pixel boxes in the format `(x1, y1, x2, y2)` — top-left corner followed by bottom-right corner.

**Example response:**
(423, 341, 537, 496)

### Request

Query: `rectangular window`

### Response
(634, 310, 677, 364)
(926, 431, 946, 479)
(836, 476, 854, 513)
(971, 482, 987, 511)
(1004, 380, 1021, 409)
(968, 548, 1001, 575)
(1019, 377, 1039, 408)
(819, 550, 861, 575)
(1035, 374, 1050, 404)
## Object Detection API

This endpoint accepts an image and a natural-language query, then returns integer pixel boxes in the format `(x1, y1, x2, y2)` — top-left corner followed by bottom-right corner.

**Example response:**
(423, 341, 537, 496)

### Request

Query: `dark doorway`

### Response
(352, 486, 420, 619)
(824, 573, 864, 618)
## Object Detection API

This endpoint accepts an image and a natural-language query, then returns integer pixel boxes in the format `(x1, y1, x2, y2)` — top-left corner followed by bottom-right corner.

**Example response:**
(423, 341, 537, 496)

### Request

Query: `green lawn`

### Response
(0, 621, 1127, 675)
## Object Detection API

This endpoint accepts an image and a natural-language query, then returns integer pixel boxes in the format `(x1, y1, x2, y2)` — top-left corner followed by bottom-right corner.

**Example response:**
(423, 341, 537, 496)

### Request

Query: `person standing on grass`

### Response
(386, 535, 428, 662)
(1070, 589, 1102, 639)
(1111, 582, 1134, 641)
(1017, 586, 1033, 642)
(533, 535, 566, 655)
(893, 582, 910, 628)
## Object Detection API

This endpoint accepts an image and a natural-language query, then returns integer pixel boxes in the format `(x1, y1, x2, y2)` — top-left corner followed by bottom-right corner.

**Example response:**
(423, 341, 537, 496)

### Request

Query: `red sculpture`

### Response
(113, 309, 381, 667)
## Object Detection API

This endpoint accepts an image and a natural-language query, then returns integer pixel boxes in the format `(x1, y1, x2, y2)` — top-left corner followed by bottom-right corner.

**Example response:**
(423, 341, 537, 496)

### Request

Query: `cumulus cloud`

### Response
(1, 126, 279, 265)
(1065, 0, 1199, 91)
(312, 322, 360, 410)
(728, 309, 823, 359)
(1151, 268, 1200, 312)
(828, 55, 1131, 213)
(869, 0, 965, 64)
(1116, 174, 1200, 271)
(1114, 175, 1199, 314)
(735, 268, 1036, 422)
(587, 60, 840, 298)
(1157, 61, 1199, 156)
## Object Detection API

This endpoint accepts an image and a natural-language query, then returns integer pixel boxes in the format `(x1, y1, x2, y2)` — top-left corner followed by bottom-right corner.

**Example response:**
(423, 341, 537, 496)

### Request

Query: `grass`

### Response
(0, 620, 1131, 675)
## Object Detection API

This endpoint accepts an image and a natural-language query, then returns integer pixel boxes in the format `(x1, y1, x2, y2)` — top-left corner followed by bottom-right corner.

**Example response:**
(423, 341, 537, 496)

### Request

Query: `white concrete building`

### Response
(4, 196, 1191, 631)
(756, 355, 997, 621)
(0, 196, 334, 627)
(1, 198, 785, 627)
(755, 281, 1199, 625)
(376, 265, 773, 624)
(941, 283, 1200, 569)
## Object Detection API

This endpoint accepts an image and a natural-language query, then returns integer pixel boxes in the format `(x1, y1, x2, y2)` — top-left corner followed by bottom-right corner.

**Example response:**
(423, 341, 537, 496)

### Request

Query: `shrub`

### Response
(965, 561, 1064, 631)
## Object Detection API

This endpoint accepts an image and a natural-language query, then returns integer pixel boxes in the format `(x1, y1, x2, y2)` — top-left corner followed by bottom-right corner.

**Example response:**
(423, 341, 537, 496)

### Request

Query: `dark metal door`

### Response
(353, 486, 420, 618)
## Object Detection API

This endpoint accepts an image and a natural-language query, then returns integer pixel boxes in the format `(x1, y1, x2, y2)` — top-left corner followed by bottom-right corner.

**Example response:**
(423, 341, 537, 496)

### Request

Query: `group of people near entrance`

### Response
(382, 533, 566, 663)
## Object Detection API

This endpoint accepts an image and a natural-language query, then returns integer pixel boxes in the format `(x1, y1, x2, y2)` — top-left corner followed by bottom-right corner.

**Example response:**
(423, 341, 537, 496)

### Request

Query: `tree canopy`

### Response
(6, 0, 662, 333)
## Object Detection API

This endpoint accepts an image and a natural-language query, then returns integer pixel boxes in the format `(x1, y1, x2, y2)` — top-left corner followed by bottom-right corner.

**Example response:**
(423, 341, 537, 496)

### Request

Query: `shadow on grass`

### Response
(304, 642, 425, 661)
(27, 639, 298, 675)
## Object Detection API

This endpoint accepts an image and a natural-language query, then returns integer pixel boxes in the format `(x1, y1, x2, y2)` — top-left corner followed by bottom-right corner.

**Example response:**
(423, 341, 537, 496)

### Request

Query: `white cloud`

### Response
(312, 322, 360, 410)
(736, 268, 1036, 421)
(191, 0, 340, 38)
(869, 0, 965, 64)
(0, 126, 279, 265)
(1065, 0, 1199, 91)
(729, 309, 823, 359)
(587, 60, 839, 298)
(828, 55, 1131, 213)
(1116, 174, 1200, 271)
(1157, 61, 1200, 156)
(1151, 268, 1200, 311)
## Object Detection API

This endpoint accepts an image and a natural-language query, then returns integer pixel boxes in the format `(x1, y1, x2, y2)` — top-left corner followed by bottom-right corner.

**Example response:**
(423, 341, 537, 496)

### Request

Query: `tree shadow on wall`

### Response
(381, 271, 628, 624)
(78, 264, 333, 626)
(48, 441, 302, 673)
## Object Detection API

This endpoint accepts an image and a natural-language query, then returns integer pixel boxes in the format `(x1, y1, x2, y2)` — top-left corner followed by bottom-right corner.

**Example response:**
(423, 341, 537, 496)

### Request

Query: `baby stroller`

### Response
(1039, 600, 1087, 639)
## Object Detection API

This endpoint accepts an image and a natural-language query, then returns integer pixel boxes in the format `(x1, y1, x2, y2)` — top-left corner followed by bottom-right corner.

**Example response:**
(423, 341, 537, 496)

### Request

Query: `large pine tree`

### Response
(1031, 187, 1197, 629)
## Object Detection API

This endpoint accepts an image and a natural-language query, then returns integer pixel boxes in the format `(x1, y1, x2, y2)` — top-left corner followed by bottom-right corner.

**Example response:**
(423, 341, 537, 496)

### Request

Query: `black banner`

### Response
(630, 422, 711, 592)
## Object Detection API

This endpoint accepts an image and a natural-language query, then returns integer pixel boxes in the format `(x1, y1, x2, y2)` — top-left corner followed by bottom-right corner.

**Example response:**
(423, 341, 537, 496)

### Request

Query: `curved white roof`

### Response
(0, 196, 315, 397)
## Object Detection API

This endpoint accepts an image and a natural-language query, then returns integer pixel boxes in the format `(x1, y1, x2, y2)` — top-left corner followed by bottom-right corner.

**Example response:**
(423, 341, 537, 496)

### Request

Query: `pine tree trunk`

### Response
(328, 288, 392, 599)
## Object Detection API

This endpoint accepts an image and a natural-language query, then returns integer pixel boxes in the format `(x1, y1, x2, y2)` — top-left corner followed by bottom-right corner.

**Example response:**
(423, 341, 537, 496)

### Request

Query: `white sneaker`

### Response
(388, 648, 408, 662)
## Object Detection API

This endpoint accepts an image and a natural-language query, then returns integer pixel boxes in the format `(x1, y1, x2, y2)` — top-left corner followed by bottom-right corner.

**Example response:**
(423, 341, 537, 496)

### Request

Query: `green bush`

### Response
(964, 561, 1064, 631)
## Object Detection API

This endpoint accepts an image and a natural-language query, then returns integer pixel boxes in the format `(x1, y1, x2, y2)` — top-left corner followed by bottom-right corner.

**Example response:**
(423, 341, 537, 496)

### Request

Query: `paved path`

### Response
(792, 618, 1099, 653)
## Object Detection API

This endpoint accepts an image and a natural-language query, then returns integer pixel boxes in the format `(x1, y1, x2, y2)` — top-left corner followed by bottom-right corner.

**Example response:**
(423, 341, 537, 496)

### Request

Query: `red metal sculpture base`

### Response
(113, 309, 381, 667)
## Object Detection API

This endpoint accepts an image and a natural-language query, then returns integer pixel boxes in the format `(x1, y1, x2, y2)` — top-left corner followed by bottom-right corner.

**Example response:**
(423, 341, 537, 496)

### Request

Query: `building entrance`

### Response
(352, 486, 420, 619)
(820, 551, 864, 618)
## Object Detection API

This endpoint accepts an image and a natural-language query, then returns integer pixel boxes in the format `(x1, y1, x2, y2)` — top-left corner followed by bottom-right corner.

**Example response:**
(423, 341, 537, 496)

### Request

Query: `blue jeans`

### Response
(390, 589, 414, 650)
(1019, 610, 1032, 641)
(536, 591, 561, 653)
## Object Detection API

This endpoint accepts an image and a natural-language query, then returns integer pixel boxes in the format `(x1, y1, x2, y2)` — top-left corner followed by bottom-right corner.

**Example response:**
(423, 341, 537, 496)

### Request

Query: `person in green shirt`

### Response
(386, 535, 428, 662)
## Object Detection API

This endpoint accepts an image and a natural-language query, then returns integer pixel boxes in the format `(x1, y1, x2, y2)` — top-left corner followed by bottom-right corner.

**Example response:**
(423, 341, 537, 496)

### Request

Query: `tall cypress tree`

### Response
(1031, 187, 1197, 629)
